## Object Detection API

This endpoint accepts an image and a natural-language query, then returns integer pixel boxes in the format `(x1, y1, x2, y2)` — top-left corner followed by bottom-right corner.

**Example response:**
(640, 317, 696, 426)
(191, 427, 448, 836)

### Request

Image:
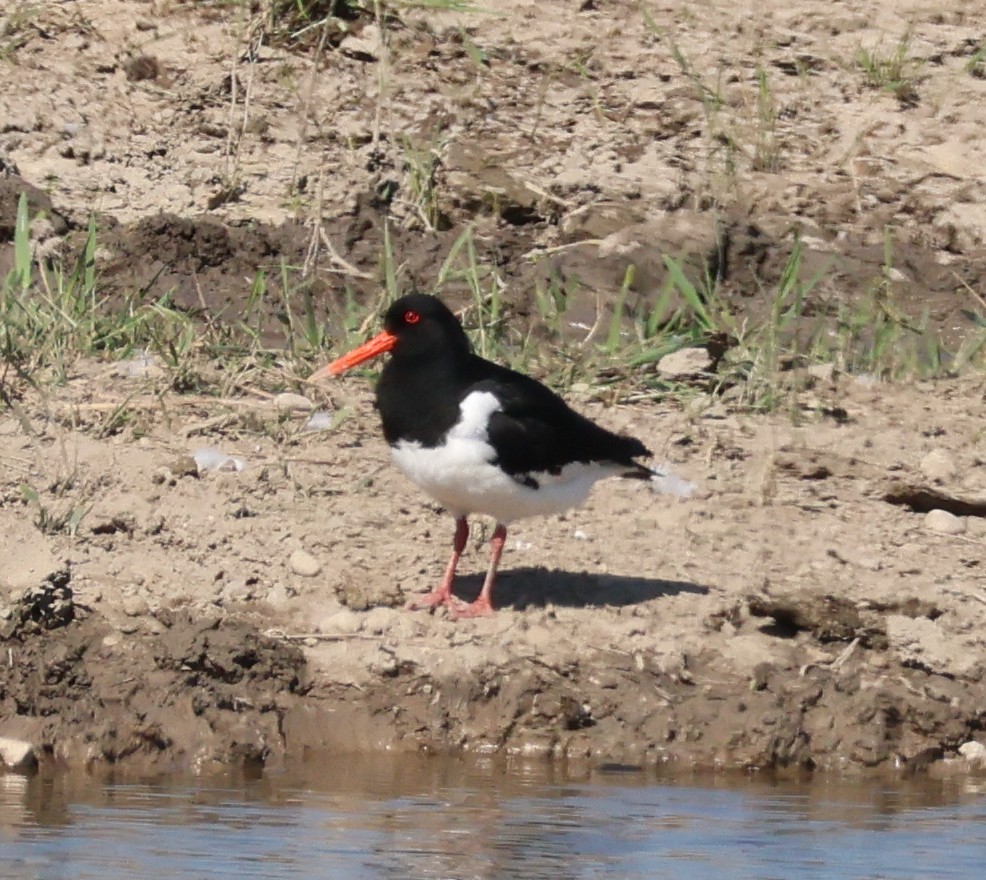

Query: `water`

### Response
(2, 755, 985, 879)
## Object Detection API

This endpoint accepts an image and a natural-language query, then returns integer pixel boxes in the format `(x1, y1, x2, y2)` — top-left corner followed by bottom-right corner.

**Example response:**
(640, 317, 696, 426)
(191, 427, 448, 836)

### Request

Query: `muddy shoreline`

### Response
(3, 560, 986, 777)
(3, 374, 986, 778)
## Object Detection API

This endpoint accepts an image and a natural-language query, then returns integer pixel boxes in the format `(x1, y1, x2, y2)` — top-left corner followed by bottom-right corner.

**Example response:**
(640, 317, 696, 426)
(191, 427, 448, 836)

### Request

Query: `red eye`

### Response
(404, 310, 420, 324)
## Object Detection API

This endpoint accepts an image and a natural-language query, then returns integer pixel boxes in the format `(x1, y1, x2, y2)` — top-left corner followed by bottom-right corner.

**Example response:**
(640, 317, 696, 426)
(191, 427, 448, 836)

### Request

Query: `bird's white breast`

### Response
(389, 390, 620, 523)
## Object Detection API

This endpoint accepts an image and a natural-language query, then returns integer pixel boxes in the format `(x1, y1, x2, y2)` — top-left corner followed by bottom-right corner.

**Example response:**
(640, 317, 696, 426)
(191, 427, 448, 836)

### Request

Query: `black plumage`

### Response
(375, 294, 652, 484)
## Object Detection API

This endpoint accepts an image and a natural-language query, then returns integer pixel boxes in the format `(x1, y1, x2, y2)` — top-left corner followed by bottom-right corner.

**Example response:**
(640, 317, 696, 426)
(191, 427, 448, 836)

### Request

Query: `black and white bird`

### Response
(311, 293, 654, 618)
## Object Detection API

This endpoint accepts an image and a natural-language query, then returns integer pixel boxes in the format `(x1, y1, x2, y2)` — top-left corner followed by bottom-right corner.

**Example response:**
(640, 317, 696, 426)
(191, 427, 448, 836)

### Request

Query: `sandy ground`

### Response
(1, 0, 986, 774)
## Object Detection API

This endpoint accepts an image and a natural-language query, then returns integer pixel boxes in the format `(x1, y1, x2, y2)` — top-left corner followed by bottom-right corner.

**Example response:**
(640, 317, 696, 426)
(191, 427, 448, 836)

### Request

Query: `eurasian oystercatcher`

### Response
(311, 294, 653, 618)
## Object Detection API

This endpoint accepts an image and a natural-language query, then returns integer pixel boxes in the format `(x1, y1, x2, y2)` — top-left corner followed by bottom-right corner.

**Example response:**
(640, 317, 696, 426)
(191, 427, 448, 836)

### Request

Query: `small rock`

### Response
(657, 347, 712, 380)
(169, 455, 199, 479)
(193, 447, 246, 474)
(121, 595, 149, 617)
(318, 608, 364, 635)
(116, 349, 160, 378)
(264, 584, 292, 607)
(289, 549, 322, 577)
(274, 392, 313, 413)
(0, 737, 36, 771)
(919, 449, 957, 483)
(339, 24, 382, 62)
(958, 741, 986, 766)
(222, 578, 255, 602)
(924, 509, 966, 535)
(302, 410, 334, 432)
(336, 575, 402, 609)
(649, 467, 697, 499)
(597, 229, 642, 258)
(806, 362, 836, 383)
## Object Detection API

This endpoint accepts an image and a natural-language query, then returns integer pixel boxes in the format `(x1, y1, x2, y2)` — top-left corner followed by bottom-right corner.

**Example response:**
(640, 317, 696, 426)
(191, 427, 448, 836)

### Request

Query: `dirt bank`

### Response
(2, 366, 985, 774)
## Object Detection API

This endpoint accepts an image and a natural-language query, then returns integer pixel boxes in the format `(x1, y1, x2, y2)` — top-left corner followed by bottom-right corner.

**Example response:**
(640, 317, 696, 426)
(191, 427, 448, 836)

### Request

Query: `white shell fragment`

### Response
(116, 348, 160, 378)
(192, 446, 247, 474)
(302, 410, 335, 432)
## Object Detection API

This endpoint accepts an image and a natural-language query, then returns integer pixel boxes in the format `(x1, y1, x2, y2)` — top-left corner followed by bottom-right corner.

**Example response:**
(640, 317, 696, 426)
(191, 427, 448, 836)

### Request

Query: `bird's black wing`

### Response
(469, 364, 651, 480)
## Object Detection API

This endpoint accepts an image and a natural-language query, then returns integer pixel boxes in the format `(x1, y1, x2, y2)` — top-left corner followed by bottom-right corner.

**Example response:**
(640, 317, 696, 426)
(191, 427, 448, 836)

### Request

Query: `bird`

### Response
(310, 293, 654, 618)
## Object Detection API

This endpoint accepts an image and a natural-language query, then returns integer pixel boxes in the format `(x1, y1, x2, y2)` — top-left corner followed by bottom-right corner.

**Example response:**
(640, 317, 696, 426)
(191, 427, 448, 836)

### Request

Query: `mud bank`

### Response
(3, 369, 985, 776)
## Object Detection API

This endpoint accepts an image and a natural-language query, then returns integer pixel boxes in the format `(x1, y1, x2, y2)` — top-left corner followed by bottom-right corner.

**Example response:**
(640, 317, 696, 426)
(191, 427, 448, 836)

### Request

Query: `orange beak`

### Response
(309, 329, 398, 381)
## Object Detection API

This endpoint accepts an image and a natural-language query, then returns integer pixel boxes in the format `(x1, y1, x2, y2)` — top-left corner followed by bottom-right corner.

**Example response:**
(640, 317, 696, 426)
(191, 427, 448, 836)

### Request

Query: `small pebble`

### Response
(919, 449, 957, 483)
(193, 447, 246, 473)
(274, 392, 313, 413)
(806, 362, 836, 383)
(169, 456, 199, 479)
(924, 509, 965, 535)
(959, 741, 986, 766)
(318, 609, 364, 635)
(0, 737, 36, 771)
(121, 596, 149, 617)
(289, 549, 322, 577)
(303, 410, 334, 432)
(657, 347, 712, 380)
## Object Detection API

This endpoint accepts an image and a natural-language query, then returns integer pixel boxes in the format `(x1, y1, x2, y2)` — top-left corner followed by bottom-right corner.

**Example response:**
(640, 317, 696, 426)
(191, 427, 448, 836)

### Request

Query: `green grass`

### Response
(642, 11, 723, 119)
(0, 2, 39, 59)
(855, 32, 922, 105)
(966, 43, 986, 78)
(752, 66, 781, 173)
(2, 194, 985, 419)
(1, 195, 161, 384)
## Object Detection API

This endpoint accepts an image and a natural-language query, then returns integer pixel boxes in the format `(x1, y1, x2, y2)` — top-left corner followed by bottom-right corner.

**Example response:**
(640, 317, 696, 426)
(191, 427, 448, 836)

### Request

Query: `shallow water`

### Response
(2, 756, 985, 879)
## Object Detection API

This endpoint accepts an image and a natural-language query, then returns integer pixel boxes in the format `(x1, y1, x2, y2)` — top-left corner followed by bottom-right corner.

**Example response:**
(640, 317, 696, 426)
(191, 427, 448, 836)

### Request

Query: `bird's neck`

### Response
(376, 350, 472, 446)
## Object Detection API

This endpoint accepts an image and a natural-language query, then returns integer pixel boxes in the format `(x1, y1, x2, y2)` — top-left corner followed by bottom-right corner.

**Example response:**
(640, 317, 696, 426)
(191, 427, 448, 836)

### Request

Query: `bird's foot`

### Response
(448, 596, 495, 619)
(404, 589, 452, 612)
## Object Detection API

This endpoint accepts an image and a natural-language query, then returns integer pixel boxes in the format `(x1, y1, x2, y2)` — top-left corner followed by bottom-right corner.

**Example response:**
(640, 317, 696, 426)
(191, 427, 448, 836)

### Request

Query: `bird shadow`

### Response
(452, 567, 709, 611)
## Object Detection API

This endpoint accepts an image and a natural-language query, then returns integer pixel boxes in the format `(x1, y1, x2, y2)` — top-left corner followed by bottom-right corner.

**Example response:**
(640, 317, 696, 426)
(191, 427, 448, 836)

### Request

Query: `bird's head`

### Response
(310, 294, 471, 380)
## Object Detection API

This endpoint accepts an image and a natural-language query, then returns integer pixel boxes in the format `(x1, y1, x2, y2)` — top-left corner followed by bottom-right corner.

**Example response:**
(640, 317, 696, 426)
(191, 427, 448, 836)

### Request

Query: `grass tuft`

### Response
(855, 32, 922, 105)
(2, 195, 984, 417)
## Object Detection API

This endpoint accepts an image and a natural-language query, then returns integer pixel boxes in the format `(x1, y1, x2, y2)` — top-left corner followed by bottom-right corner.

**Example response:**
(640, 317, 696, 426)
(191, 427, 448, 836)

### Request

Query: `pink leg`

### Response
(405, 517, 468, 611)
(450, 523, 507, 619)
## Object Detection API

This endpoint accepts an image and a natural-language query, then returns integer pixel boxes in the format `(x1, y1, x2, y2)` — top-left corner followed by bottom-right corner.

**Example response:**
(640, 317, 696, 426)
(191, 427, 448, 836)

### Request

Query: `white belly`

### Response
(388, 390, 619, 523)
(390, 439, 617, 523)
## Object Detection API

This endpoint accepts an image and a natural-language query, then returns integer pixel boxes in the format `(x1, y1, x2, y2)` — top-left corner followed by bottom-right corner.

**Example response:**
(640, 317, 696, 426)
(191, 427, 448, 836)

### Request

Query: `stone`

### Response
(192, 447, 246, 473)
(919, 449, 957, 483)
(958, 741, 986, 767)
(169, 455, 199, 479)
(0, 736, 36, 770)
(121, 595, 149, 617)
(657, 347, 712, 380)
(339, 24, 382, 62)
(318, 608, 364, 636)
(274, 392, 313, 413)
(806, 362, 836, 383)
(289, 549, 322, 577)
(924, 509, 965, 535)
